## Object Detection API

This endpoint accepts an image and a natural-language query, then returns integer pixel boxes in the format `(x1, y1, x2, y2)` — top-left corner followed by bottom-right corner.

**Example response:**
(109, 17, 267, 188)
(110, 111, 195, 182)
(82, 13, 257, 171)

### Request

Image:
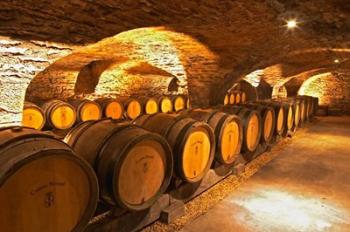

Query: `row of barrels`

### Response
(224, 90, 247, 105)
(0, 110, 241, 232)
(22, 95, 189, 131)
(1, 95, 318, 232)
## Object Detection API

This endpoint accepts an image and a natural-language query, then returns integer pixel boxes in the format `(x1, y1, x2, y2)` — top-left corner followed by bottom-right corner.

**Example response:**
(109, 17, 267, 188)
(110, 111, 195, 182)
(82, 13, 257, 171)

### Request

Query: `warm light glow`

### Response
(286, 19, 298, 29)
(231, 188, 348, 231)
(334, 59, 340, 63)
(244, 69, 263, 87)
(298, 72, 331, 102)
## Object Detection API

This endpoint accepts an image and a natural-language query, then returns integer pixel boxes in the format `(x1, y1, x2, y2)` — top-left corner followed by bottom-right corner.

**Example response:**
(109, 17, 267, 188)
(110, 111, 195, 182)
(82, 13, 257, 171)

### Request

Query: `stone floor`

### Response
(181, 116, 350, 232)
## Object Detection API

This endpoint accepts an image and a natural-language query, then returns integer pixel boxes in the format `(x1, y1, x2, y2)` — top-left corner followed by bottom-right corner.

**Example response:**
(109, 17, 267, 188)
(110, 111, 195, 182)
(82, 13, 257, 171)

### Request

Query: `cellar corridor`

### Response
(180, 116, 350, 232)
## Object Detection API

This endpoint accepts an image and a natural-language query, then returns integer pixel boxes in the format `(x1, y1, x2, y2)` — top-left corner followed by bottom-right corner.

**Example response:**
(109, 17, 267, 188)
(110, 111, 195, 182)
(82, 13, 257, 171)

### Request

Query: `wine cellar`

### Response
(0, 1, 350, 232)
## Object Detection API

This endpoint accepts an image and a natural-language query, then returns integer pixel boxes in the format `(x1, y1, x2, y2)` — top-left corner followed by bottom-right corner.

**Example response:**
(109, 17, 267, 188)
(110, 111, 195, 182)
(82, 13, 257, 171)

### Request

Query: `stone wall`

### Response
(0, 0, 350, 126)
(299, 72, 350, 114)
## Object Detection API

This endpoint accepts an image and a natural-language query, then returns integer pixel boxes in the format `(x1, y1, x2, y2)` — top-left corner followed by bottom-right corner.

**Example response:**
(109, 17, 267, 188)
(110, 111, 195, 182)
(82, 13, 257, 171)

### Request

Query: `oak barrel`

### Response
(224, 94, 229, 106)
(134, 113, 215, 183)
(234, 91, 241, 104)
(244, 104, 276, 144)
(22, 102, 46, 130)
(290, 99, 301, 129)
(312, 96, 319, 115)
(0, 127, 98, 232)
(70, 100, 102, 123)
(275, 98, 300, 131)
(42, 100, 77, 130)
(172, 95, 186, 112)
(138, 97, 159, 115)
(241, 92, 247, 103)
(120, 98, 142, 120)
(220, 106, 262, 156)
(229, 93, 235, 105)
(277, 102, 294, 136)
(298, 97, 306, 124)
(159, 96, 173, 113)
(64, 119, 173, 211)
(256, 101, 285, 136)
(181, 109, 243, 165)
(95, 98, 124, 120)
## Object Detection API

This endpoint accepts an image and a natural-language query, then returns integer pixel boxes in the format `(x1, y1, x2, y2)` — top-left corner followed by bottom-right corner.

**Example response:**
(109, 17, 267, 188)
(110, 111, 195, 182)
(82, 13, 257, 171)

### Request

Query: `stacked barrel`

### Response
(224, 90, 247, 106)
(0, 127, 98, 232)
(21, 95, 189, 131)
(11, 93, 318, 231)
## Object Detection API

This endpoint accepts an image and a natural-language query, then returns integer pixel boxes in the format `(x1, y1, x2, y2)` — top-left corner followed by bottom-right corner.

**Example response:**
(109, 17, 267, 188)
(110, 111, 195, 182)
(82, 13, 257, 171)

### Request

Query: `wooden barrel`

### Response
(64, 119, 173, 211)
(172, 96, 186, 112)
(220, 106, 262, 157)
(306, 96, 314, 119)
(312, 97, 319, 115)
(42, 100, 76, 130)
(290, 99, 301, 129)
(159, 96, 173, 113)
(71, 100, 102, 123)
(244, 104, 275, 144)
(256, 101, 285, 136)
(241, 92, 247, 103)
(22, 102, 45, 130)
(229, 93, 235, 105)
(234, 91, 241, 104)
(181, 109, 243, 165)
(224, 94, 229, 105)
(279, 102, 294, 136)
(134, 113, 215, 183)
(282, 98, 300, 131)
(95, 99, 124, 120)
(120, 98, 142, 120)
(137, 97, 159, 115)
(0, 127, 98, 232)
(297, 97, 306, 124)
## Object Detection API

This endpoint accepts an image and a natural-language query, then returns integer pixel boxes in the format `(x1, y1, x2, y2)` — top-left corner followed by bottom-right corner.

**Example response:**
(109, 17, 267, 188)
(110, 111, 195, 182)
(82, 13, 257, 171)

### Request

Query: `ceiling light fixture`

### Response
(286, 19, 298, 29)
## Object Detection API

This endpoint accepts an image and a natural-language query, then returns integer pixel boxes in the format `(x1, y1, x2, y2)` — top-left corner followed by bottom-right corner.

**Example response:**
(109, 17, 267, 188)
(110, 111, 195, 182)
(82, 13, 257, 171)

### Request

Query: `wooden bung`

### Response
(181, 109, 243, 165)
(95, 98, 124, 120)
(42, 100, 76, 130)
(0, 127, 98, 232)
(133, 113, 215, 183)
(22, 102, 46, 130)
(64, 119, 173, 211)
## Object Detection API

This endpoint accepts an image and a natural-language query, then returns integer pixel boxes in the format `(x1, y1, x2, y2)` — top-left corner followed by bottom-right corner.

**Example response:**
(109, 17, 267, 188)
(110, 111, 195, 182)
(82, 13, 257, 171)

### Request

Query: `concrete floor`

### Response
(181, 116, 350, 232)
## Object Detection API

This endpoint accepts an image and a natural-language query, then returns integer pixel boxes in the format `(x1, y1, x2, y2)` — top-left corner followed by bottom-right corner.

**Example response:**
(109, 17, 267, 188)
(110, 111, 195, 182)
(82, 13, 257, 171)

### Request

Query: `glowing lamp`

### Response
(286, 20, 297, 29)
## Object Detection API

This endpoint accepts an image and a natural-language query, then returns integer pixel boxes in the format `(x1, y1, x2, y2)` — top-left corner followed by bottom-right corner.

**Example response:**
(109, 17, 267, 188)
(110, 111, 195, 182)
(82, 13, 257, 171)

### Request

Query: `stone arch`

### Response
(25, 27, 219, 105)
